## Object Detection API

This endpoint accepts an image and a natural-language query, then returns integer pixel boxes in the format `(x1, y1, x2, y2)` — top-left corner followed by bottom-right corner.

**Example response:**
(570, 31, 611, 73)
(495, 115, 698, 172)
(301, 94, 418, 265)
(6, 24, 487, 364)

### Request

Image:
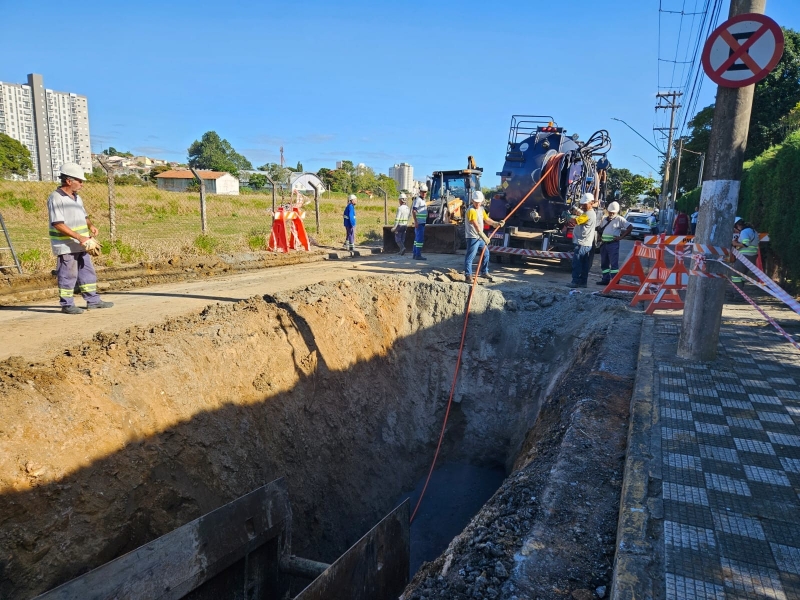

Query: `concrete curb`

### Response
(610, 316, 658, 600)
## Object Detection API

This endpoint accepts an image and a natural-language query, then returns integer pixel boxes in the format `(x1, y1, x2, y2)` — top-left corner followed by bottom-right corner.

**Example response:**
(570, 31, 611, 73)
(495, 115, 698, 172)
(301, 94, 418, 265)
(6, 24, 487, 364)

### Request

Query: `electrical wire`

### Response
(409, 158, 559, 524)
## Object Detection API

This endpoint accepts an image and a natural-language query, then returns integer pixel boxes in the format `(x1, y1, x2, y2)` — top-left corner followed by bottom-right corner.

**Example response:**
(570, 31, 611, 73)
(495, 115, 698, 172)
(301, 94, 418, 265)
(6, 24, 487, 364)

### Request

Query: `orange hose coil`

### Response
(542, 153, 564, 198)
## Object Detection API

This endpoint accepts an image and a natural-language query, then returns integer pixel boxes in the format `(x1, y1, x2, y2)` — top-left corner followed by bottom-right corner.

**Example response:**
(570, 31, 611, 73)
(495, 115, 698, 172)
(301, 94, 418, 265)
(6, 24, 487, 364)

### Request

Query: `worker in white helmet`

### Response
(567, 193, 597, 288)
(411, 183, 429, 260)
(464, 190, 504, 281)
(343, 194, 357, 252)
(47, 163, 114, 314)
(391, 193, 411, 255)
(595, 200, 632, 286)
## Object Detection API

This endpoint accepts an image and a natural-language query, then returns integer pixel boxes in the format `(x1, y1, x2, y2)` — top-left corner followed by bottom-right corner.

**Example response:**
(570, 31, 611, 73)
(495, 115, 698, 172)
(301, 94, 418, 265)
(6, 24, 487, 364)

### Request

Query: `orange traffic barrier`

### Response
(631, 241, 670, 308)
(601, 241, 651, 293)
(644, 243, 690, 314)
(268, 208, 310, 253)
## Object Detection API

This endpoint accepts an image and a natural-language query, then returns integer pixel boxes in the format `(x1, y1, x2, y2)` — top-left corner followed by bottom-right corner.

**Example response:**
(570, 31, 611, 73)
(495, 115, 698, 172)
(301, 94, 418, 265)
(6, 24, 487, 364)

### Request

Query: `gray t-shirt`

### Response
(48, 189, 90, 256)
(573, 209, 597, 247)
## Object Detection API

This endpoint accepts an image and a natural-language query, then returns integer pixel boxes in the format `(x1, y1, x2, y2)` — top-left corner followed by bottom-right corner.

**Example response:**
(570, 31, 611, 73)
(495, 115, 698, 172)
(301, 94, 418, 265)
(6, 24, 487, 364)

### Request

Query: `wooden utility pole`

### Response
(96, 156, 117, 244)
(190, 168, 208, 234)
(678, 0, 767, 361)
(655, 91, 682, 226)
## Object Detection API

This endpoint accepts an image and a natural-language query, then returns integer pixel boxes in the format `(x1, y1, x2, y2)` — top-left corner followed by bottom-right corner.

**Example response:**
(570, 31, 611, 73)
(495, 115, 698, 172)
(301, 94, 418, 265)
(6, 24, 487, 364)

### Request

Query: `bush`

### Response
(739, 130, 800, 288)
(193, 234, 219, 254)
(100, 239, 141, 264)
(247, 227, 269, 251)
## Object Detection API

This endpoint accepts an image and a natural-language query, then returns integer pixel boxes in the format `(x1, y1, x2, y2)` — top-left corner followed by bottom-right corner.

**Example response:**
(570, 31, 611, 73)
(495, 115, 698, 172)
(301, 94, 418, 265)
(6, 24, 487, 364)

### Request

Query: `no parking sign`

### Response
(701, 13, 784, 88)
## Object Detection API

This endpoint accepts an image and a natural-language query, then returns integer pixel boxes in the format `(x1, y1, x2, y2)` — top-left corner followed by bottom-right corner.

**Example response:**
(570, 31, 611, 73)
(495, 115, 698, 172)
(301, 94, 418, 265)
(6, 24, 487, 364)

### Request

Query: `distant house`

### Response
(154, 170, 240, 195)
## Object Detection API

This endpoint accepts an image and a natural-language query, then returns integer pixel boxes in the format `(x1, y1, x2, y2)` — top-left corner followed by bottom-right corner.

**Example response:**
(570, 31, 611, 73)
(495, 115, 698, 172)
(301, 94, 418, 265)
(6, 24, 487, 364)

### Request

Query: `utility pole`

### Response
(671, 138, 684, 211)
(654, 91, 683, 227)
(678, 0, 766, 361)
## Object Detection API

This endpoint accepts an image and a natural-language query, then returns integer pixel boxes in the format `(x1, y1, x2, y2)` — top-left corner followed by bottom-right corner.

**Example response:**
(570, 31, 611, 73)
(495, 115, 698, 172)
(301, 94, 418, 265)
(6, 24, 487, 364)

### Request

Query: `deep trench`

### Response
(0, 277, 617, 599)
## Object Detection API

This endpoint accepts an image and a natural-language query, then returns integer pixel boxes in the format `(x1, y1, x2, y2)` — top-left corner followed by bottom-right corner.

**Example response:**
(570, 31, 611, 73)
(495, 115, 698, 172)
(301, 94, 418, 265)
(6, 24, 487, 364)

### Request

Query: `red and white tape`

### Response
(728, 280, 800, 352)
(732, 249, 800, 316)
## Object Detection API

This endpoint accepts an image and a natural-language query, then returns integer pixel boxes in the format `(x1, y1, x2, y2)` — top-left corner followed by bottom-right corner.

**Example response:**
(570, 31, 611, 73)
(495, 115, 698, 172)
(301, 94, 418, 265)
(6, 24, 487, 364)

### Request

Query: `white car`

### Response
(625, 212, 653, 240)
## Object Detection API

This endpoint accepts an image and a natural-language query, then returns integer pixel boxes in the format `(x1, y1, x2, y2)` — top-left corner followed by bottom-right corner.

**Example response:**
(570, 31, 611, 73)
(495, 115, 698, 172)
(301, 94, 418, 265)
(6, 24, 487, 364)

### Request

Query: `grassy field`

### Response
(0, 180, 392, 273)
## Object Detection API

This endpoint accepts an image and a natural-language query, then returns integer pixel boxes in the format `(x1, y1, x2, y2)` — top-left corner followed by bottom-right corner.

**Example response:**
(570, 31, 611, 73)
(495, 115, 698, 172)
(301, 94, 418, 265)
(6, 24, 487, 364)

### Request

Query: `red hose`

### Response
(543, 153, 564, 198)
(409, 158, 559, 524)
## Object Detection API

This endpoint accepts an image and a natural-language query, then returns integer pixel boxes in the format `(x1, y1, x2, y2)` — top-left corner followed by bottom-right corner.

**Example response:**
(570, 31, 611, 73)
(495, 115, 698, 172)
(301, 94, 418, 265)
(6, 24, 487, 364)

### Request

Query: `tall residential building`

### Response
(389, 162, 413, 192)
(0, 74, 91, 181)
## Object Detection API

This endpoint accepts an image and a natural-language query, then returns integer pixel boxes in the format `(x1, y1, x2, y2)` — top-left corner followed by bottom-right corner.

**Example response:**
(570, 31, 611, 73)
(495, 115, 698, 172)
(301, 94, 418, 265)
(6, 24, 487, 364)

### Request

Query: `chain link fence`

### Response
(0, 171, 390, 275)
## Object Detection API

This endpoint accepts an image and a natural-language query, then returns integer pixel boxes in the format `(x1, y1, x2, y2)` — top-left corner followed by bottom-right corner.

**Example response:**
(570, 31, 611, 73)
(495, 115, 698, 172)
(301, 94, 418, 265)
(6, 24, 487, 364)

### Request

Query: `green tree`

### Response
(257, 163, 290, 184)
(296, 161, 303, 172)
(376, 173, 398, 197)
(249, 173, 268, 189)
(317, 167, 334, 190)
(102, 147, 133, 157)
(0, 133, 33, 178)
(148, 164, 171, 182)
(187, 131, 253, 176)
(606, 167, 656, 208)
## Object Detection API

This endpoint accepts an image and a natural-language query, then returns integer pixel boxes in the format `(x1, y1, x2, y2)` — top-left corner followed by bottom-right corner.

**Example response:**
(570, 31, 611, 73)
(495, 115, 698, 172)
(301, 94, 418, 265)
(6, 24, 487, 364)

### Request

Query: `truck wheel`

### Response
(501, 254, 513, 265)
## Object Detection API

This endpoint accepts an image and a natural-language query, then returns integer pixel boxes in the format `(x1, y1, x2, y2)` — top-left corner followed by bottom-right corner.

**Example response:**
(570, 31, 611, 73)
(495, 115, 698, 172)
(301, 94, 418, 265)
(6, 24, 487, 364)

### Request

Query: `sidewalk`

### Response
(614, 303, 800, 600)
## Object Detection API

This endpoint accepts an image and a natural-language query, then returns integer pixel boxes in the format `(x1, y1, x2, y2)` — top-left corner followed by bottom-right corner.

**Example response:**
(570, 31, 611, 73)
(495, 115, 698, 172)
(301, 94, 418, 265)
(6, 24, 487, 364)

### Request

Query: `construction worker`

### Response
(647, 212, 659, 235)
(596, 201, 633, 285)
(567, 193, 597, 288)
(596, 155, 610, 202)
(464, 190, 504, 281)
(411, 184, 428, 260)
(391, 193, 410, 255)
(343, 194, 356, 252)
(48, 162, 113, 314)
(731, 217, 759, 286)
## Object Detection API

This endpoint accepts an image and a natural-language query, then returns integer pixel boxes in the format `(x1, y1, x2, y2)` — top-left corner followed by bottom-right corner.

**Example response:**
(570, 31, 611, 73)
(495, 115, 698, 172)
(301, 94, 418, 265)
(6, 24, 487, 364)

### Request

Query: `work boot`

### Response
(399, 247, 406, 256)
(567, 282, 581, 288)
(480, 273, 495, 283)
(414, 256, 427, 261)
(87, 301, 114, 309)
(62, 305, 84, 315)
(596, 280, 610, 286)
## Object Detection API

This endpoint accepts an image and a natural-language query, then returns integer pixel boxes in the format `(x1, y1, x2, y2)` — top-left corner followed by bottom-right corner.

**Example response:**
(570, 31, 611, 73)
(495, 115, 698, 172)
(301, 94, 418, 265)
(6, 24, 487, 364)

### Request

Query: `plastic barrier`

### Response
(268, 208, 310, 253)
(602, 241, 654, 294)
(644, 244, 690, 314)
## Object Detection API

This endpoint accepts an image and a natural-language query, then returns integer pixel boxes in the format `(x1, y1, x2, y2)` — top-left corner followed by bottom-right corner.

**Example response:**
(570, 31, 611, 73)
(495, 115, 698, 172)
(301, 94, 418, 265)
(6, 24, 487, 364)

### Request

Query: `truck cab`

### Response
(426, 167, 483, 224)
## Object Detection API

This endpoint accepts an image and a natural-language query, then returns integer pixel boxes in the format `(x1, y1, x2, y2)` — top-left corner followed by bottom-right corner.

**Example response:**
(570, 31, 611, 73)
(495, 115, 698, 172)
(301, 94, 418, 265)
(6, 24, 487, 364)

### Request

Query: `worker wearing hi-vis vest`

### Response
(596, 201, 633, 286)
(731, 217, 759, 285)
(392, 193, 411, 255)
(411, 184, 429, 260)
(48, 163, 114, 315)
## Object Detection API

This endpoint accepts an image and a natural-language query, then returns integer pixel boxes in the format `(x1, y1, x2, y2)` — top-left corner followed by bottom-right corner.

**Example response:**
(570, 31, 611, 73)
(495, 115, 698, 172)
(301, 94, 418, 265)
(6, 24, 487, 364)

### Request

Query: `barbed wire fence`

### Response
(0, 169, 390, 275)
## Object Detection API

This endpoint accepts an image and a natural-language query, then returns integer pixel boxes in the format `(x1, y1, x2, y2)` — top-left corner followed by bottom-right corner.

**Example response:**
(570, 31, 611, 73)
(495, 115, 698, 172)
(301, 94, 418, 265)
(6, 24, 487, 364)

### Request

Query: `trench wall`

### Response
(0, 277, 610, 599)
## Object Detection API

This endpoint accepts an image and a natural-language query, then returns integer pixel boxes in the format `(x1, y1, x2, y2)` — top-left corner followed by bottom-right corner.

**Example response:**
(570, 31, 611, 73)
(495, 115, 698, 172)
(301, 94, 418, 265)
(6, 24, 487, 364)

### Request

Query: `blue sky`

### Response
(2, 0, 798, 183)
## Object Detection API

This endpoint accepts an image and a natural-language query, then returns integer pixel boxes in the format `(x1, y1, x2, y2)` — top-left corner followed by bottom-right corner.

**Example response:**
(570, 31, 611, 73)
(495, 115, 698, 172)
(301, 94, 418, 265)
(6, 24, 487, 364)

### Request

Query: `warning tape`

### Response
(490, 245, 573, 259)
(644, 232, 769, 246)
(728, 280, 800, 352)
(732, 249, 800, 316)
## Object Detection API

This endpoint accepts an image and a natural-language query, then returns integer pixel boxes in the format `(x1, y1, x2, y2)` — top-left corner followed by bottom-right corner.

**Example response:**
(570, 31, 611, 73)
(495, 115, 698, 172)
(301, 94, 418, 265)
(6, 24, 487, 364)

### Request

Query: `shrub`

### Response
(193, 234, 219, 254)
(247, 227, 269, 251)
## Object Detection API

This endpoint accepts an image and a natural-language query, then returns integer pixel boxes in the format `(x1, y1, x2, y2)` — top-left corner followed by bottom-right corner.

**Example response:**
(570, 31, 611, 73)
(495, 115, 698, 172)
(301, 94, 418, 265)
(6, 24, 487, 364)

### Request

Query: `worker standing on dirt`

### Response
(392, 193, 411, 255)
(567, 193, 597, 289)
(343, 194, 357, 252)
(464, 190, 504, 281)
(48, 163, 114, 314)
(412, 184, 429, 260)
(595, 201, 632, 286)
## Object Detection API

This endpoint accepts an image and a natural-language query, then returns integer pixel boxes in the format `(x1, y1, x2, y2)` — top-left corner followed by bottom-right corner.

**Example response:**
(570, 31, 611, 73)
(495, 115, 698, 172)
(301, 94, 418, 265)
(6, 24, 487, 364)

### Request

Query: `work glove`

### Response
(82, 237, 102, 257)
(497, 220, 506, 228)
(480, 232, 491, 244)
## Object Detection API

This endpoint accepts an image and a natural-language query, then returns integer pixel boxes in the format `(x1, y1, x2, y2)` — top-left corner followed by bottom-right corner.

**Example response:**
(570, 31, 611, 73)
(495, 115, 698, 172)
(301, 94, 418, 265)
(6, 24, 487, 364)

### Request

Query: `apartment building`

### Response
(0, 74, 91, 181)
(388, 162, 414, 192)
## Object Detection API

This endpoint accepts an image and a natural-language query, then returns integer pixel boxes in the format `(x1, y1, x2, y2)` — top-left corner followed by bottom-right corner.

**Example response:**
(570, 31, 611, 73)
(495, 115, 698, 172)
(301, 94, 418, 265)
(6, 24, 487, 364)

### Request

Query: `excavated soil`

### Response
(0, 276, 638, 599)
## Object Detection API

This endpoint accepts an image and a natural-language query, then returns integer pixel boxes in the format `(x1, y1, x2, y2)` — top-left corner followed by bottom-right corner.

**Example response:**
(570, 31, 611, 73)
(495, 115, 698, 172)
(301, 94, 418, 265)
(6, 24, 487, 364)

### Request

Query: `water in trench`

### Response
(401, 462, 507, 575)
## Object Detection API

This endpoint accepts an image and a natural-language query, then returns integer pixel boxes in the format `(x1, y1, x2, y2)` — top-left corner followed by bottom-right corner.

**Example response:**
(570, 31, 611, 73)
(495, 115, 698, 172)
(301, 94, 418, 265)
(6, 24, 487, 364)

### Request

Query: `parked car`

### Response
(625, 212, 652, 240)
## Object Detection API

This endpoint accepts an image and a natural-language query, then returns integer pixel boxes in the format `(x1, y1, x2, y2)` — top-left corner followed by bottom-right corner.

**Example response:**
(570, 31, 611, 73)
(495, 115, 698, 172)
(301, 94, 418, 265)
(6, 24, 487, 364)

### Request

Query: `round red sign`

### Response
(701, 13, 784, 88)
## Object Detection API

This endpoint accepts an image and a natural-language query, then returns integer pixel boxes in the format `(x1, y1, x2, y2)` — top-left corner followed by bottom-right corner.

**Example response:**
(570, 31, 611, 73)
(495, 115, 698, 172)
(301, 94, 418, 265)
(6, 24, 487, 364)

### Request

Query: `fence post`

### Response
(376, 187, 388, 225)
(190, 168, 207, 234)
(264, 173, 276, 212)
(96, 156, 117, 244)
(311, 183, 321, 234)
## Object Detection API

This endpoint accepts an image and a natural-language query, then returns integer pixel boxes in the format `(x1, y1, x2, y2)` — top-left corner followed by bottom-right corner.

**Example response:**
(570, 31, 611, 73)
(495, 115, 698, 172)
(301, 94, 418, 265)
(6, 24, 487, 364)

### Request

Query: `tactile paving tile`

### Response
(654, 317, 800, 599)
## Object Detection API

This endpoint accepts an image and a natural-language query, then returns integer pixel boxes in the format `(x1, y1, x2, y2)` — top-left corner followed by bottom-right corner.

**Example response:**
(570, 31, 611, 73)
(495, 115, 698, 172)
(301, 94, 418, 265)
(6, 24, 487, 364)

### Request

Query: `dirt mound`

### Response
(0, 276, 633, 599)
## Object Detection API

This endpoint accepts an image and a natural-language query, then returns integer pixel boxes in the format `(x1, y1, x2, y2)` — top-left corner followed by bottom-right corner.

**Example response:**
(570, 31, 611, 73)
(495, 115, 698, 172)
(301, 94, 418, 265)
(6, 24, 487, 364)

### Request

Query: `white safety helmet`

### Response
(734, 216, 743, 225)
(607, 201, 620, 213)
(579, 192, 594, 205)
(348, 194, 357, 202)
(59, 162, 86, 181)
(399, 193, 407, 201)
(471, 190, 485, 203)
(419, 183, 428, 192)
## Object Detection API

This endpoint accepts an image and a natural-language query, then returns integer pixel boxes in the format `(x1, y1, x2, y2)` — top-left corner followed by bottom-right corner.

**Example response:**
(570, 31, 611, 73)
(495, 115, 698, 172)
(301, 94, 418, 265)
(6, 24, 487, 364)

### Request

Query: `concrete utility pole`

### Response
(678, 0, 767, 361)
(671, 138, 684, 210)
(655, 91, 683, 226)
